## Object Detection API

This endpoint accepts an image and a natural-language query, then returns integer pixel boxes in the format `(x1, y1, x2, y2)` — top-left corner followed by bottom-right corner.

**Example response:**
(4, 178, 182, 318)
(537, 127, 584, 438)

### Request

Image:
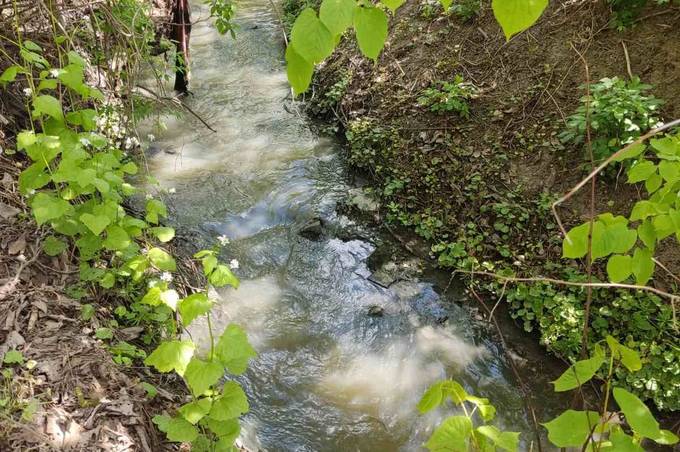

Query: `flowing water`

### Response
(144, 1, 565, 450)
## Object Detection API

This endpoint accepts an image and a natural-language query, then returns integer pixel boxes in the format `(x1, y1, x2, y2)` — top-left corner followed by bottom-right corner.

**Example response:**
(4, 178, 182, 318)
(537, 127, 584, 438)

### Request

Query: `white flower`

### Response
(124, 137, 132, 149)
(168, 187, 176, 194)
(147, 279, 157, 288)
(229, 259, 239, 270)
(145, 193, 153, 200)
(27, 189, 36, 195)
(147, 134, 155, 142)
(79, 137, 91, 147)
(160, 272, 173, 282)
(82, 14, 90, 21)
(141, 247, 149, 255)
(49, 69, 61, 78)
(217, 235, 230, 246)
(23, 87, 33, 97)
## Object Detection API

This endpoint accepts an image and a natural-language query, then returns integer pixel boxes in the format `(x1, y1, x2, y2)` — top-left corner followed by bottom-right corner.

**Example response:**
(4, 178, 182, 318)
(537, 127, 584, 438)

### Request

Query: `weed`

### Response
(418, 76, 476, 118)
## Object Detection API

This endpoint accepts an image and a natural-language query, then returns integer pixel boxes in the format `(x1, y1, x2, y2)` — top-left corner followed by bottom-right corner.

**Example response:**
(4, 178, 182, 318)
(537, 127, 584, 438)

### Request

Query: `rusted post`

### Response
(172, 0, 191, 94)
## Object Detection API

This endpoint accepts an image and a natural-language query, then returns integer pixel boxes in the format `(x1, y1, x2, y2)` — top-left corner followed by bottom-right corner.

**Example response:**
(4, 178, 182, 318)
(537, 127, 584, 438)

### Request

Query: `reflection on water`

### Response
(147, 0, 562, 450)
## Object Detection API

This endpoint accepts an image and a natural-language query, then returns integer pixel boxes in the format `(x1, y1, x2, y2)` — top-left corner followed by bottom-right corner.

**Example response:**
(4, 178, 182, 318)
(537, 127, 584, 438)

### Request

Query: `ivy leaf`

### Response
(32, 193, 73, 225)
(178, 293, 213, 327)
(209, 264, 239, 288)
(148, 247, 177, 271)
(381, 0, 405, 13)
(475, 425, 520, 452)
(43, 235, 67, 256)
(542, 410, 601, 447)
(79, 213, 110, 236)
(184, 358, 224, 396)
(178, 398, 213, 424)
(631, 247, 654, 285)
(353, 6, 388, 61)
(551, 351, 604, 392)
(164, 416, 199, 442)
(149, 226, 175, 242)
(144, 340, 195, 376)
(319, 0, 355, 36)
(290, 8, 335, 64)
(424, 415, 473, 451)
(32, 95, 64, 121)
(209, 381, 249, 421)
(286, 45, 314, 96)
(215, 324, 257, 375)
(606, 254, 632, 283)
(491, 0, 548, 41)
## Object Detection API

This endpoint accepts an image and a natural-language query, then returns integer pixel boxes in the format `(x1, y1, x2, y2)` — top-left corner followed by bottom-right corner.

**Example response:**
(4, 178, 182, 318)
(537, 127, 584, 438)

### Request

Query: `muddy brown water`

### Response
(143, 1, 567, 449)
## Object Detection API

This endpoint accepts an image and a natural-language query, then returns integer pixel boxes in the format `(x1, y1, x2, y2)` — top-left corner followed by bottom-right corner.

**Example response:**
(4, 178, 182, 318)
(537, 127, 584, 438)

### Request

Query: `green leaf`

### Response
(629, 200, 659, 222)
(637, 219, 656, 250)
(145, 199, 167, 224)
(607, 254, 632, 283)
(102, 225, 130, 251)
(562, 221, 602, 259)
(141, 287, 162, 306)
(657, 160, 679, 182)
(645, 172, 663, 194)
(627, 160, 657, 183)
(417, 381, 446, 413)
(475, 425, 520, 452)
(381, 0, 405, 13)
(164, 416, 199, 442)
(286, 45, 314, 96)
(492, 0, 548, 41)
(150, 226, 175, 242)
(214, 324, 257, 375)
(425, 415, 473, 451)
(178, 398, 212, 424)
(178, 293, 213, 327)
(290, 8, 335, 64)
(148, 247, 177, 271)
(613, 387, 674, 443)
(631, 247, 654, 285)
(605, 336, 641, 372)
(206, 418, 240, 442)
(0, 65, 20, 84)
(209, 264, 239, 288)
(144, 340, 195, 376)
(81, 304, 95, 321)
(95, 327, 113, 340)
(31, 193, 73, 225)
(184, 358, 224, 396)
(609, 428, 644, 452)
(209, 381, 249, 421)
(32, 95, 64, 121)
(160, 289, 180, 311)
(141, 382, 158, 398)
(542, 410, 601, 447)
(465, 395, 495, 421)
(319, 0, 355, 36)
(43, 235, 67, 256)
(613, 143, 646, 162)
(439, 0, 453, 9)
(17, 131, 37, 150)
(353, 6, 388, 61)
(3, 350, 24, 364)
(100, 272, 115, 288)
(552, 351, 604, 392)
(79, 213, 110, 236)
(23, 40, 42, 52)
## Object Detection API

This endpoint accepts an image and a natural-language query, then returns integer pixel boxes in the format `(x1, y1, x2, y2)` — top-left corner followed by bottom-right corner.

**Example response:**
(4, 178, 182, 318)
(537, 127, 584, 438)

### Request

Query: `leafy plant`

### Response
(418, 380, 519, 451)
(449, 0, 481, 21)
(560, 76, 663, 163)
(417, 76, 477, 118)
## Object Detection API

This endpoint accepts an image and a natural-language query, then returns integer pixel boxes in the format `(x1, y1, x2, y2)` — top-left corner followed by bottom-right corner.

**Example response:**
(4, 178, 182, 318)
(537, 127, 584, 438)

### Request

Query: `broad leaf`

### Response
(178, 398, 212, 424)
(150, 226, 175, 242)
(209, 264, 239, 288)
(209, 381, 249, 421)
(612, 387, 663, 441)
(542, 410, 601, 447)
(492, 0, 548, 41)
(631, 247, 654, 285)
(353, 6, 388, 61)
(381, 0, 405, 13)
(552, 351, 604, 392)
(425, 415, 473, 451)
(286, 45, 314, 96)
(32, 95, 64, 121)
(606, 254, 632, 283)
(79, 213, 110, 236)
(144, 340, 195, 376)
(148, 247, 177, 271)
(215, 324, 257, 375)
(290, 8, 335, 64)
(178, 293, 213, 327)
(475, 425, 520, 452)
(319, 0, 355, 36)
(184, 358, 224, 396)
(32, 193, 73, 225)
(605, 336, 641, 372)
(43, 236, 67, 256)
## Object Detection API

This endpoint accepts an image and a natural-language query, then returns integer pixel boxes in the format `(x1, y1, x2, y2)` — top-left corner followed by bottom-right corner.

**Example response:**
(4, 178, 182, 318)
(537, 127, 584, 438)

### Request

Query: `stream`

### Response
(144, 1, 565, 449)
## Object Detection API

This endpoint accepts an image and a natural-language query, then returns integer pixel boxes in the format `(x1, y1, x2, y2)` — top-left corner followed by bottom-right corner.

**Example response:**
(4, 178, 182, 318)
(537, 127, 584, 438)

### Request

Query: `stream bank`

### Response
(298, 0, 680, 414)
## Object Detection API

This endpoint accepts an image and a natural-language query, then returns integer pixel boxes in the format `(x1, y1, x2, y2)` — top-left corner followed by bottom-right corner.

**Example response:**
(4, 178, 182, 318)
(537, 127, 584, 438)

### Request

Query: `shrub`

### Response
(418, 75, 477, 118)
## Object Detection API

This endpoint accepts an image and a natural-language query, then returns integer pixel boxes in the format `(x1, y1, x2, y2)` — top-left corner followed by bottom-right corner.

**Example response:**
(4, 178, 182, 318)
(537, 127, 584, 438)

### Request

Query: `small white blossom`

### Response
(160, 272, 173, 282)
(27, 189, 36, 195)
(145, 193, 153, 200)
(141, 247, 149, 255)
(168, 187, 176, 194)
(124, 137, 132, 149)
(23, 87, 33, 97)
(229, 259, 239, 270)
(49, 69, 61, 78)
(147, 279, 157, 288)
(217, 235, 230, 246)
(147, 134, 155, 142)
(79, 137, 91, 147)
